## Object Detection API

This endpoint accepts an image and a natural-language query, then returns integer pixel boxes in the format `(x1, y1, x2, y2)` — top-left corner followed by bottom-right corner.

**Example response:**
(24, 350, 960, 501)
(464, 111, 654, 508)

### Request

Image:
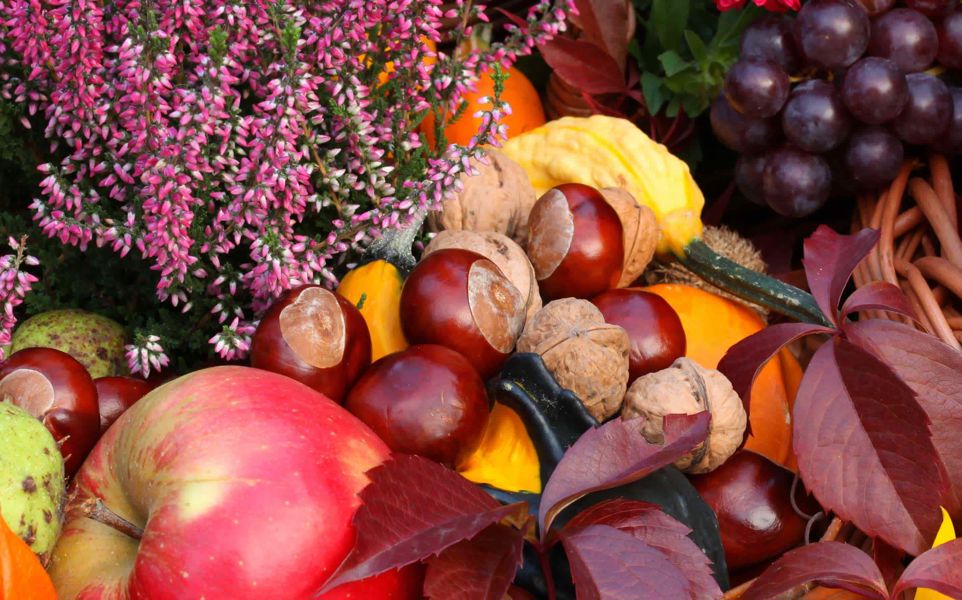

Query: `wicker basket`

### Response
(725, 156, 962, 599)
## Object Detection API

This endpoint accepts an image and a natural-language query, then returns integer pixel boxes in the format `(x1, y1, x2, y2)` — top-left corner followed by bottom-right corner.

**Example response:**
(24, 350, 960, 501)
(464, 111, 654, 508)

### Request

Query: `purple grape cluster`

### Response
(713, 0, 962, 218)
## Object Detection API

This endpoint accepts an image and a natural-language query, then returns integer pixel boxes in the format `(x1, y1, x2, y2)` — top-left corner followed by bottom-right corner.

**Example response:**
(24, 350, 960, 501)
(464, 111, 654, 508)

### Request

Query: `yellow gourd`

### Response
(337, 259, 408, 361)
(458, 402, 541, 493)
(916, 508, 956, 600)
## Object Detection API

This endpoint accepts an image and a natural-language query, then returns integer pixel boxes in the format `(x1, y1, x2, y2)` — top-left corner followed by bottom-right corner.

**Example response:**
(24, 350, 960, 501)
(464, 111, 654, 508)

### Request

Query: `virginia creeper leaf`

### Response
(717, 322, 834, 420)
(563, 499, 722, 599)
(573, 0, 633, 72)
(802, 226, 880, 325)
(740, 542, 888, 600)
(793, 338, 946, 555)
(537, 36, 628, 95)
(319, 455, 529, 594)
(845, 319, 962, 515)
(892, 538, 962, 599)
(538, 412, 710, 536)
(561, 524, 691, 600)
(423, 524, 525, 600)
(840, 281, 916, 322)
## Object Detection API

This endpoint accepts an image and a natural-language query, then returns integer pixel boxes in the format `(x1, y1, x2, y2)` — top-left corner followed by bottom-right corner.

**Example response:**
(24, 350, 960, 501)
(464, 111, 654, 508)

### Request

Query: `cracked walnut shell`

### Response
(622, 357, 747, 474)
(517, 299, 629, 421)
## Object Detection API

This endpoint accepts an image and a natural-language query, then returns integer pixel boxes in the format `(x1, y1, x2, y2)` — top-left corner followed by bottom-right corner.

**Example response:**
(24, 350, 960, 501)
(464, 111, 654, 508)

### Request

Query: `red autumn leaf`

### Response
(840, 281, 916, 322)
(802, 226, 880, 324)
(793, 337, 947, 555)
(572, 0, 633, 72)
(538, 412, 710, 536)
(892, 538, 962, 599)
(319, 455, 529, 594)
(740, 542, 888, 600)
(845, 319, 962, 516)
(537, 36, 627, 95)
(562, 499, 722, 599)
(872, 538, 904, 591)
(561, 524, 691, 600)
(717, 322, 834, 421)
(423, 523, 525, 600)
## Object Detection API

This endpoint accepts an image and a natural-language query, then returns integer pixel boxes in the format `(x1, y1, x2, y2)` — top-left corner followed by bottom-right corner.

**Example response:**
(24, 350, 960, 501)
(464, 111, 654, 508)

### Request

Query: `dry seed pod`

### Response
(428, 149, 538, 248)
(622, 357, 747, 474)
(599, 188, 659, 287)
(517, 298, 630, 421)
(423, 230, 542, 325)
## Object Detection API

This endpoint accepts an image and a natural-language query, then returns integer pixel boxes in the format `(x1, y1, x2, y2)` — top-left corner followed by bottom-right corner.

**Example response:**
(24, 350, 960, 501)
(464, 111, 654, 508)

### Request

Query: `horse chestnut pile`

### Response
(713, 0, 962, 217)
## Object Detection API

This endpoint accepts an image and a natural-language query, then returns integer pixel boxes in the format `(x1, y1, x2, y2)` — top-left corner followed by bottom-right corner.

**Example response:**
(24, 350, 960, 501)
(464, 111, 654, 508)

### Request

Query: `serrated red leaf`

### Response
(793, 338, 946, 555)
(563, 499, 722, 600)
(423, 524, 525, 600)
(537, 36, 627, 95)
(802, 227, 880, 325)
(717, 322, 834, 422)
(319, 455, 528, 594)
(538, 413, 710, 536)
(740, 542, 888, 600)
(572, 0, 632, 71)
(840, 282, 916, 321)
(561, 524, 691, 600)
(845, 319, 962, 516)
(892, 538, 962, 598)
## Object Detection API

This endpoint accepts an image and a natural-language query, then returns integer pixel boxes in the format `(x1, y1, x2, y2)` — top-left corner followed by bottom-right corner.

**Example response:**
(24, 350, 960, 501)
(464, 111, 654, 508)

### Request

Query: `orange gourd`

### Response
(644, 284, 802, 471)
(420, 66, 545, 148)
(0, 514, 56, 600)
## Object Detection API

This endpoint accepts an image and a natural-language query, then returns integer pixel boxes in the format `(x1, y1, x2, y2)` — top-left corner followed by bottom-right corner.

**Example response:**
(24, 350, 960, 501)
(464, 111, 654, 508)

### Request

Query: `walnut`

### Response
(599, 188, 659, 287)
(423, 230, 542, 325)
(517, 299, 630, 421)
(622, 357, 747, 474)
(428, 149, 538, 248)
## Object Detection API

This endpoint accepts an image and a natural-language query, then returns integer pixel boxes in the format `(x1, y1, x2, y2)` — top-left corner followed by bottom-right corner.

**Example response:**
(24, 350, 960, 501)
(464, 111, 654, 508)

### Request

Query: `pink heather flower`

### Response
(0, 0, 576, 362)
(0, 236, 39, 361)
(716, 0, 800, 11)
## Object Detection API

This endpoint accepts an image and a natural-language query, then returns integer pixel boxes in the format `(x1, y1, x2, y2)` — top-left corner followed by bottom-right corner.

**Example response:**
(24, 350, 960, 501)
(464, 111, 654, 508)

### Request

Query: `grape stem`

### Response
(679, 239, 834, 327)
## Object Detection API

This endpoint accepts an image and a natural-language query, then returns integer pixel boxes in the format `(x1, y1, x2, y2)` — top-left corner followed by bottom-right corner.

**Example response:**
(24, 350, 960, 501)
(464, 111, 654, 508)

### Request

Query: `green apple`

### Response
(11, 309, 128, 378)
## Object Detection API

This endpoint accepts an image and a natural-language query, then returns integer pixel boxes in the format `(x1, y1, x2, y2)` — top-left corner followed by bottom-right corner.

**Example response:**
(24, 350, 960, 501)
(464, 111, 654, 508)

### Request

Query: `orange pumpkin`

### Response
(644, 284, 802, 471)
(420, 66, 545, 148)
(0, 514, 56, 600)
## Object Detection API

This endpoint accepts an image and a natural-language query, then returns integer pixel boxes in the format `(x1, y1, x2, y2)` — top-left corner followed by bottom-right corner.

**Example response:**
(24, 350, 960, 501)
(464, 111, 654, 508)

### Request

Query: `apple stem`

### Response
(81, 497, 144, 541)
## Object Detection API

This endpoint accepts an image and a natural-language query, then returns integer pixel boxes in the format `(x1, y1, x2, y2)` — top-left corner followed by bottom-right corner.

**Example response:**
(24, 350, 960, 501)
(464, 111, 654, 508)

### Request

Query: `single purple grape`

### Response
(724, 59, 790, 118)
(843, 126, 904, 190)
(841, 57, 908, 124)
(796, 0, 871, 69)
(710, 95, 782, 153)
(892, 72, 952, 145)
(868, 9, 938, 73)
(762, 147, 833, 217)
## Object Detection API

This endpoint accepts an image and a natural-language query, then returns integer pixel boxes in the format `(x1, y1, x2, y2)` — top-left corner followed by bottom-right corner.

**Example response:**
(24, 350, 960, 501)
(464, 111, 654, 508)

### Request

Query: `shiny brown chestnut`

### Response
(526, 183, 624, 300)
(0, 347, 100, 477)
(400, 248, 525, 379)
(591, 288, 687, 382)
(345, 344, 489, 468)
(689, 449, 819, 569)
(94, 376, 154, 433)
(251, 285, 372, 403)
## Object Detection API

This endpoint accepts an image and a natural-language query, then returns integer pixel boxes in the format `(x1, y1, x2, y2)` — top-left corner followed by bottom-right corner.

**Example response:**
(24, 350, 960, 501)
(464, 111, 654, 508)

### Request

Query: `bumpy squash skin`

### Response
(337, 260, 408, 361)
(486, 353, 729, 598)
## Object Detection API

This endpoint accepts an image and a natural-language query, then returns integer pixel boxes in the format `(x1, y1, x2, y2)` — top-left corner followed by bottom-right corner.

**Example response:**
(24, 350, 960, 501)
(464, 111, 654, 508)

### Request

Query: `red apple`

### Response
(251, 285, 372, 403)
(345, 345, 490, 468)
(526, 183, 624, 300)
(0, 347, 99, 477)
(591, 288, 687, 382)
(47, 366, 422, 600)
(94, 376, 154, 433)
(689, 450, 819, 569)
(400, 249, 525, 378)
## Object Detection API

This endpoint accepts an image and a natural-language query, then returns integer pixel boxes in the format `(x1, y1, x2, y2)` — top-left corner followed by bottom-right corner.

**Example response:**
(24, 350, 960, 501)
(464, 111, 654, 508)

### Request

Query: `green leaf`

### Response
(641, 72, 666, 116)
(684, 30, 708, 67)
(658, 50, 688, 77)
(650, 0, 690, 52)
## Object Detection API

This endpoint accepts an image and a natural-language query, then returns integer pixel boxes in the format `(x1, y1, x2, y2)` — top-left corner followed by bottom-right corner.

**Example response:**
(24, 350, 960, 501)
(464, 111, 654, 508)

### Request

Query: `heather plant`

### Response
(0, 0, 574, 374)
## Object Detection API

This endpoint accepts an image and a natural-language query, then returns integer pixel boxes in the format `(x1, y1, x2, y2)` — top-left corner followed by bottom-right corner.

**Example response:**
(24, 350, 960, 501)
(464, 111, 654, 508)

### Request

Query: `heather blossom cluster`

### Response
(0, 0, 574, 375)
(0, 235, 38, 358)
